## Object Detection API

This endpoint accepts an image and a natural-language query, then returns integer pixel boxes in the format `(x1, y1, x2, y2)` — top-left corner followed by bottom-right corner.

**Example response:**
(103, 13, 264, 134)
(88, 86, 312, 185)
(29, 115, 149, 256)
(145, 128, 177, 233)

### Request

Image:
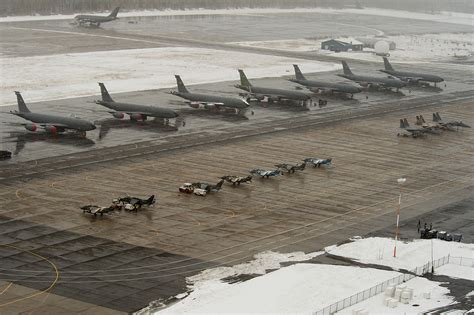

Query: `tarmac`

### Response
(0, 10, 473, 314)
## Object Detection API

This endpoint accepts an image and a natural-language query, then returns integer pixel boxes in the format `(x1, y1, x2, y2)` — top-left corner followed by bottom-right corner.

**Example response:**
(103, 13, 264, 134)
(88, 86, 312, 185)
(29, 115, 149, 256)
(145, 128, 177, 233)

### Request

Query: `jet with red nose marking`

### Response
(95, 83, 178, 122)
(9, 91, 96, 136)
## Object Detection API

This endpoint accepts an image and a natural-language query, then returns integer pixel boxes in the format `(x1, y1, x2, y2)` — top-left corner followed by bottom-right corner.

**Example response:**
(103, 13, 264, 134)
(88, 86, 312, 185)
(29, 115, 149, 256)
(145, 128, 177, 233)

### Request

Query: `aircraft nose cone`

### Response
(89, 124, 97, 130)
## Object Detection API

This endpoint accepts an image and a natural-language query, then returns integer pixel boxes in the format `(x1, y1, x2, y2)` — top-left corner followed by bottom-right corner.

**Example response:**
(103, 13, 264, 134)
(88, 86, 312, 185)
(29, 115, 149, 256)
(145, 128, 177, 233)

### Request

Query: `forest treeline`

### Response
(1, 0, 472, 16)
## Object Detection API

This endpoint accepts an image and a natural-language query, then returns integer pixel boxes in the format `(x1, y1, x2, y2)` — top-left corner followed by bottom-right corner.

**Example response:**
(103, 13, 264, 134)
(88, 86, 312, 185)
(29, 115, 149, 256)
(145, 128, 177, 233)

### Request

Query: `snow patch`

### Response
(436, 264, 474, 281)
(1, 47, 339, 106)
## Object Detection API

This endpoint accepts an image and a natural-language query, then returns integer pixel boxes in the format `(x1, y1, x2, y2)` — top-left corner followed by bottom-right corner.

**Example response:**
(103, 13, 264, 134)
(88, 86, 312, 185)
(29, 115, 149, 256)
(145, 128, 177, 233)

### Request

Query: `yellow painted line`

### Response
(0, 283, 12, 295)
(0, 244, 59, 308)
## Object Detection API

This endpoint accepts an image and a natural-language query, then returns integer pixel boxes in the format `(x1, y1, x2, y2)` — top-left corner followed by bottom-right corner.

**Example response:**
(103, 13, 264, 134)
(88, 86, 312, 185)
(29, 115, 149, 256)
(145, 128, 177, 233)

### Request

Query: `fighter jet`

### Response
(74, 7, 120, 27)
(415, 114, 454, 131)
(275, 162, 306, 173)
(433, 112, 471, 129)
(398, 118, 440, 138)
(249, 169, 283, 178)
(95, 83, 178, 121)
(303, 158, 332, 168)
(9, 91, 96, 136)
(179, 180, 224, 196)
(116, 195, 156, 211)
(81, 205, 115, 217)
(170, 75, 249, 115)
(289, 65, 361, 98)
(337, 61, 406, 91)
(380, 57, 444, 87)
(220, 175, 253, 185)
(235, 69, 312, 106)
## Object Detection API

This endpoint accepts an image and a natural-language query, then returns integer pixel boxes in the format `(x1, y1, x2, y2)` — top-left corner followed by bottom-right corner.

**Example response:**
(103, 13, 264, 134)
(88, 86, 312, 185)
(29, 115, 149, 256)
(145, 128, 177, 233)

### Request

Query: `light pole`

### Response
(393, 177, 406, 258)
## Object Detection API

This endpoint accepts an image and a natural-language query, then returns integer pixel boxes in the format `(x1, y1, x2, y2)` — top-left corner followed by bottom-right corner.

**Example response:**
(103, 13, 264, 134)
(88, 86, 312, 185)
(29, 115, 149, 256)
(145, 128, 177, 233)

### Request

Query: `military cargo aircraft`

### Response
(380, 57, 444, 87)
(250, 169, 283, 178)
(337, 61, 406, 91)
(289, 65, 361, 98)
(303, 158, 332, 168)
(220, 175, 253, 185)
(95, 83, 178, 121)
(170, 75, 249, 115)
(275, 162, 306, 173)
(10, 91, 96, 136)
(74, 7, 120, 27)
(236, 69, 312, 106)
(433, 112, 470, 129)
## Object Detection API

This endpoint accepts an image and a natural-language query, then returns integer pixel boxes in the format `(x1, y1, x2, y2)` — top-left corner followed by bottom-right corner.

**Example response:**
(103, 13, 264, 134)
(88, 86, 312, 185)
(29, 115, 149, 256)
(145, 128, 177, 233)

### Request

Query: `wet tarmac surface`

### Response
(1, 10, 473, 315)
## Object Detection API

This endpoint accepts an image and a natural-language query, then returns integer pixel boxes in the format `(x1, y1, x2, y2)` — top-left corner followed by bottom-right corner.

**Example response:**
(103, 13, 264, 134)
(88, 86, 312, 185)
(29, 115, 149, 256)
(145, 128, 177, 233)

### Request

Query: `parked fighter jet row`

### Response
(398, 112, 471, 138)
(179, 157, 332, 197)
(8, 57, 448, 137)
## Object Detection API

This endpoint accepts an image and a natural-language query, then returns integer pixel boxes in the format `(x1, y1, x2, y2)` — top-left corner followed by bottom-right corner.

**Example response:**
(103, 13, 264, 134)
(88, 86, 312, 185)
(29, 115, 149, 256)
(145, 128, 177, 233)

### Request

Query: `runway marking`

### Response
(0, 244, 59, 308)
(0, 283, 13, 295)
(10, 27, 168, 46)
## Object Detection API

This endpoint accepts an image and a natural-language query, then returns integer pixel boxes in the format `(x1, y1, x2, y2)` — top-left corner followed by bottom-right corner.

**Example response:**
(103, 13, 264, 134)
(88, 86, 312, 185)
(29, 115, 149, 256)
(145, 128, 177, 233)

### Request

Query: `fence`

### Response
(312, 255, 456, 315)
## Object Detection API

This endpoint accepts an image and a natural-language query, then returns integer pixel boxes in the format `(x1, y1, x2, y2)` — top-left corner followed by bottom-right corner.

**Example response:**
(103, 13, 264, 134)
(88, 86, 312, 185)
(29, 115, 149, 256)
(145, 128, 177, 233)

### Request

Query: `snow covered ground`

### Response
(233, 32, 474, 63)
(143, 237, 473, 315)
(327, 237, 473, 271)
(0, 47, 339, 106)
(1, 7, 472, 26)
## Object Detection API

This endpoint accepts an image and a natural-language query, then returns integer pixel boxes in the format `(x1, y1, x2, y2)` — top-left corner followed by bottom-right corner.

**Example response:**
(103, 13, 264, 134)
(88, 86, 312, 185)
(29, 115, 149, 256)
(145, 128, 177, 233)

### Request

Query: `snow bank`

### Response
(336, 277, 454, 315)
(436, 264, 474, 281)
(327, 237, 474, 271)
(1, 8, 472, 26)
(157, 264, 399, 314)
(234, 32, 474, 63)
(0, 47, 339, 106)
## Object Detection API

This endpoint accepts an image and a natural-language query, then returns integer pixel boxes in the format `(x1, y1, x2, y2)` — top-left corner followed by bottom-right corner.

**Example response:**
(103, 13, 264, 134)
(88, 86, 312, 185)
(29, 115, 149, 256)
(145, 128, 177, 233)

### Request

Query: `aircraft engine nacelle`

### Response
(44, 125, 57, 134)
(130, 113, 144, 121)
(189, 102, 200, 109)
(25, 123, 37, 132)
(112, 112, 125, 119)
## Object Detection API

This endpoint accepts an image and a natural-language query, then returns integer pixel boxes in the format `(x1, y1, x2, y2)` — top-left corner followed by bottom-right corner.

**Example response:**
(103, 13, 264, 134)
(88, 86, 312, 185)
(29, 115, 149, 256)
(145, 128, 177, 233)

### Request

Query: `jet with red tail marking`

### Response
(9, 91, 96, 136)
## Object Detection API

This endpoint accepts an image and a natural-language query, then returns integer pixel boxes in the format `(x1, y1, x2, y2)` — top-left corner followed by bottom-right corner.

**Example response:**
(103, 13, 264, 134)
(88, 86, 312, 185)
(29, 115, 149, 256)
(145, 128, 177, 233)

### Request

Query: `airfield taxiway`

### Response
(1, 10, 473, 315)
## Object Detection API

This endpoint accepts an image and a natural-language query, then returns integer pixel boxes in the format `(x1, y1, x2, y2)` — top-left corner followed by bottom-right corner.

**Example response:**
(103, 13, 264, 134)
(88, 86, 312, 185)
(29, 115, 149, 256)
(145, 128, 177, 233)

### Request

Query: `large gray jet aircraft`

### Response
(380, 57, 444, 87)
(289, 64, 361, 98)
(337, 61, 406, 91)
(74, 7, 120, 27)
(235, 69, 312, 106)
(96, 83, 178, 121)
(10, 92, 96, 135)
(170, 75, 249, 115)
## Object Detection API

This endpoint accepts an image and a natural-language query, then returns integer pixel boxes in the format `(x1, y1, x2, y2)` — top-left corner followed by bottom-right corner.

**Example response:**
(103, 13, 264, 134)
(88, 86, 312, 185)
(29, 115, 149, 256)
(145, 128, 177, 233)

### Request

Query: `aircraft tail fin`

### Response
(415, 116, 422, 125)
(341, 61, 353, 76)
(14, 91, 31, 113)
(293, 64, 306, 81)
(145, 195, 155, 205)
(383, 57, 394, 71)
(238, 69, 252, 87)
(98, 83, 114, 102)
(175, 75, 189, 94)
(420, 114, 426, 123)
(109, 7, 120, 18)
(433, 112, 442, 122)
(400, 119, 405, 128)
(403, 118, 410, 127)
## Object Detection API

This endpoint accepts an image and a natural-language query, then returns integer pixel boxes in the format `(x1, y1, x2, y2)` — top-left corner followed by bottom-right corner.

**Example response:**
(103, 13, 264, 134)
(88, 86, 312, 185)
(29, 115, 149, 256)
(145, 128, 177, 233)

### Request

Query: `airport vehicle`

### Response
(433, 112, 471, 129)
(0, 150, 12, 160)
(275, 162, 306, 174)
(289, 64, 361, 98)
(380, 57, 444, 87)
(337, 61, 406, 91)
(96, 83, 178, 121)
(74, 7, 120, 27)
(10, 91, 96, 136)
(235, 69, 312, 105)
(303, 158, 332, 168)
(170, 75, 249, 114)
(81, 205, 115, 216)
(249, 169, 283, 178)
(398, 118, 440, 138)
(116, 195, 156, 211)
(220, 175, 253, 185)
(420, 228, 438, 239)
